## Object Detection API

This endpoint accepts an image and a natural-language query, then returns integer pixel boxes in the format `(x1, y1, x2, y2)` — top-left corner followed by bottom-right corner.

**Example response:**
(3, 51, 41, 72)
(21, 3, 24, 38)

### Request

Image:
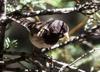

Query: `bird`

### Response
(20, 17, 69, 49)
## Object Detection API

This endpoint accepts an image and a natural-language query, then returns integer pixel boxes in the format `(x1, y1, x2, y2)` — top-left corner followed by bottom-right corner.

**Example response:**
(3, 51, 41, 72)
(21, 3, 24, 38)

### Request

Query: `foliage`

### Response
(1, 0, 100, 72)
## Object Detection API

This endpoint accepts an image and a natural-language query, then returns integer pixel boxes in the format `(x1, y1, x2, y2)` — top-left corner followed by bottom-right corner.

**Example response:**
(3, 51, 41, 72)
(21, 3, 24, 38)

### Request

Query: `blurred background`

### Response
(4, 0, 100, 72)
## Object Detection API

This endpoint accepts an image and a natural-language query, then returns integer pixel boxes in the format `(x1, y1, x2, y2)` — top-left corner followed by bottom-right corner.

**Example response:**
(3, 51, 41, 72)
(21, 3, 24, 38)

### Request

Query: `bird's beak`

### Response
(63, 32, 70, 43)
(59, 32, 69, 44)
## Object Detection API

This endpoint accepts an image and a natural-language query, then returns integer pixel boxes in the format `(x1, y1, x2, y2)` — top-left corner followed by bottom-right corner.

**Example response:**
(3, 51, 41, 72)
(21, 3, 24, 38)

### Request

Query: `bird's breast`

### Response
(30, 34, 52, 48)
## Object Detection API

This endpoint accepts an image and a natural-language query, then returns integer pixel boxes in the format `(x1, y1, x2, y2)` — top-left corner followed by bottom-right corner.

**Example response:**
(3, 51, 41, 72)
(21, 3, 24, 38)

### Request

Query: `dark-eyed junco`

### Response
(29, 18, 69, 48)
(20, 17, 69, 48)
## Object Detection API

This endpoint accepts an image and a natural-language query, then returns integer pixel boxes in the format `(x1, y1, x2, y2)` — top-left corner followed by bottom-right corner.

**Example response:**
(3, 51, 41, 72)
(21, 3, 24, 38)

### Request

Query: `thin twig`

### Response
(52, 59, 86, 72)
